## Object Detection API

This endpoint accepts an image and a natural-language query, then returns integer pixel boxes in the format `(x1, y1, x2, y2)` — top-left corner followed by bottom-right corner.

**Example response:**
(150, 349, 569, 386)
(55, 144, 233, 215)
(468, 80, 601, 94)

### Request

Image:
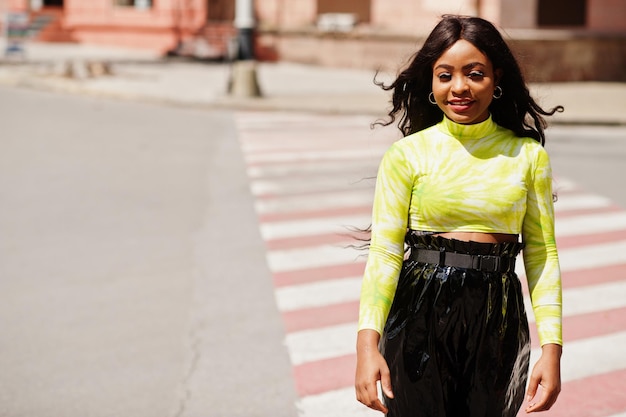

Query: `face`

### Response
(431, 39, 501, 124)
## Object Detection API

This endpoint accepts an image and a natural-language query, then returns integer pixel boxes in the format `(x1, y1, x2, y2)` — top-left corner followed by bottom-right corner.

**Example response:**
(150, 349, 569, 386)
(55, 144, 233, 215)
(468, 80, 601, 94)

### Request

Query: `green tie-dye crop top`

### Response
(358, 116, 562, 346)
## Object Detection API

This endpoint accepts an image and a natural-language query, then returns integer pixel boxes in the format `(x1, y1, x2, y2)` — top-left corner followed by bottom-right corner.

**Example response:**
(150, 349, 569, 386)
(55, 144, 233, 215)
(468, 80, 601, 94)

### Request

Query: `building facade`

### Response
(2, 0, 234, 57)
(3, 0, 625, 80)
(254, 0, 626, 81)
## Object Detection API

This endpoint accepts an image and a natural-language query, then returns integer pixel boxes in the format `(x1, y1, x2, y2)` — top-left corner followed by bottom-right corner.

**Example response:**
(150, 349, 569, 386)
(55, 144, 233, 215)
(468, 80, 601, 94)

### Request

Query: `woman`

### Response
(355, 15, 563, 417)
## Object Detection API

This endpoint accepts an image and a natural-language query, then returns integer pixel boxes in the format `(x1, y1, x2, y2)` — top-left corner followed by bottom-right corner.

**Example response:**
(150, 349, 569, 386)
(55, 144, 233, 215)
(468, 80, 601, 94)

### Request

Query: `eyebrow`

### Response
(434, 62, 487, 71)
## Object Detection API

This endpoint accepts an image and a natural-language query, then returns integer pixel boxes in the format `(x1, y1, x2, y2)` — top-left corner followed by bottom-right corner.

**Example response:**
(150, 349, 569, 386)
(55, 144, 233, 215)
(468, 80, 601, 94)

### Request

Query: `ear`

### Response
(494, 68, 503, 85)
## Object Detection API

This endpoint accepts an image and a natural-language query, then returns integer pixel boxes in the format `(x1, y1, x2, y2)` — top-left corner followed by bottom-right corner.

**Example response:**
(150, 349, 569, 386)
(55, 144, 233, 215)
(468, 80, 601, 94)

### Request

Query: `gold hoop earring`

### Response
(428, 92, 437, 105)
(493, 86, 503, 99)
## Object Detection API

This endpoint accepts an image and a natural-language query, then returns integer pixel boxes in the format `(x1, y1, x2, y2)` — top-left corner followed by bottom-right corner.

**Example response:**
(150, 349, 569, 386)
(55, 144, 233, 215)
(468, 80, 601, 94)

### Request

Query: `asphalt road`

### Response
(0, 85, 297, 417)
(1, 83, 624, 417)
(546, 125, 626, 209)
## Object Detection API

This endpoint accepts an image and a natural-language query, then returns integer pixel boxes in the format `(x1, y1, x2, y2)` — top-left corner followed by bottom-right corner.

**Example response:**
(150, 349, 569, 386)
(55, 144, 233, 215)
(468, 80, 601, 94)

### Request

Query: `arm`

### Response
(521, 145, 563, 412)
(355, 329, 394, 414)
(525, 343, 562, 413)
(358, 142, 413, 335)
(356, 142, 413, 412)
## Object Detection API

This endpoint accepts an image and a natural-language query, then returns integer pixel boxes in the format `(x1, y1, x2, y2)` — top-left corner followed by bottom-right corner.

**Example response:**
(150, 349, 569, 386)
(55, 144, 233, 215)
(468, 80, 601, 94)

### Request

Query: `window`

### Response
(114, 0, 152, 8)
(317, 0, 371, 23)
(538, 0, 586, 27)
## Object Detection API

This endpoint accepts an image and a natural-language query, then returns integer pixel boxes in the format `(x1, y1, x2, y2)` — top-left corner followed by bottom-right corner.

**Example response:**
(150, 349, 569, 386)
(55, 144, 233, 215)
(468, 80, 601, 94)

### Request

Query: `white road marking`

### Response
(244, 147, 388, 164)
(296, 331, 626, 417)
(285, 281, 626, 365)
(266, 244, 365, 273)
(286, 322, 356, 366)
(254, 189, 373, 215)
(554, 193, 613, 212)
(260, 216, 371, 241)
(275, 277, 362, 312)
(250, 177, 373, 197)
(267, 239, 626, 274)
(556, 212, 626, 236)
(529, 330, 626, 382)
(557, 240, 626, 270)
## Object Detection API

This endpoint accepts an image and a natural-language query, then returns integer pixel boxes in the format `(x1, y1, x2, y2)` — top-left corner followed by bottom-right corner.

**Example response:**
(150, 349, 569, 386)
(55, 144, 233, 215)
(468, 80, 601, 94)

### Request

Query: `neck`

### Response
(440, 115, 498, 140)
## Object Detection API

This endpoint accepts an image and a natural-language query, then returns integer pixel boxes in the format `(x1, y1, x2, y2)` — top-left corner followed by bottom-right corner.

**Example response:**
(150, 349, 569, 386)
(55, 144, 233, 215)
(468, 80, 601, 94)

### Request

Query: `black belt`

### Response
(410, 249, 516, 273)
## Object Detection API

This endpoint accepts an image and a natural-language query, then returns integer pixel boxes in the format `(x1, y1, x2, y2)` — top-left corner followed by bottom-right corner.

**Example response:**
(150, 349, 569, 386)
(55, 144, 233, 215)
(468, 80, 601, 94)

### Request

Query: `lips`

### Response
(447, 99, 474, 112)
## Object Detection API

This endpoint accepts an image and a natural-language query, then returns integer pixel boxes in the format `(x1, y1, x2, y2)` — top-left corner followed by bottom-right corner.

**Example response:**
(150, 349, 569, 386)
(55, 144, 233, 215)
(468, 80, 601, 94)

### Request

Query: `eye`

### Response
(468, 71, 485, 79)
(437, 72, 452, 81)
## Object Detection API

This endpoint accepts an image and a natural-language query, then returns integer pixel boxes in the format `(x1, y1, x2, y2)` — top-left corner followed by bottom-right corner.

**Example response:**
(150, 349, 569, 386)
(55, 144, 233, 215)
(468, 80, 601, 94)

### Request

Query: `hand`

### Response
(525, 343, 562, 413)
(355, 330, 394, 414)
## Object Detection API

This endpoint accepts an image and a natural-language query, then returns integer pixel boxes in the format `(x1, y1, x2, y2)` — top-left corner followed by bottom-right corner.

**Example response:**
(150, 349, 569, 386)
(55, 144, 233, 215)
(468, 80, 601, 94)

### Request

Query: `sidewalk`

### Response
(1, 41, 625, 125)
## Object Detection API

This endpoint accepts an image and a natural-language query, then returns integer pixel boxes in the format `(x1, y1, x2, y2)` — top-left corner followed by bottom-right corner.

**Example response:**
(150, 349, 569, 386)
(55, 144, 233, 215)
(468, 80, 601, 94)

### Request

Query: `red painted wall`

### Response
(62, 0, 207, 53)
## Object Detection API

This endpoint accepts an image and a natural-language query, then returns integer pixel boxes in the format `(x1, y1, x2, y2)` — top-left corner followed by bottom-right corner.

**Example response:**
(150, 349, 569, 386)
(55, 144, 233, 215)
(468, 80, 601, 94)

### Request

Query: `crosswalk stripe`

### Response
(554, 193, 614, 212)
(240, 135, 387, 154)
(290, 307, 626, 396)
(236, 114, 376, 129)
(253, 189, 374, 215)
(260, 215, 370, 241)
(266, 238, 626, 274)
(529, 280, 626, 319)
(295, 331, 626, 417)
(246, 160, 378, 179)
(244, 147, 388, 164)
(250, 177, 373, 197)
(285, 280, 626, 366)
(260, 210, 626, 242)
(558, 239, 626, 270)
(297, 387, 379, 417)
(286, 322, 356, 366)
(553, 177, 579, 192)
(266, 244, 362, 272)
(530, 330, 626, 382)
(275, 277, 362, 312)
(297, 374, 626, 417)
(277, 273, 626, 318)
(556, 212, 626, 236)
(235, 113, 626, 417)
(250, 188, 612, 220)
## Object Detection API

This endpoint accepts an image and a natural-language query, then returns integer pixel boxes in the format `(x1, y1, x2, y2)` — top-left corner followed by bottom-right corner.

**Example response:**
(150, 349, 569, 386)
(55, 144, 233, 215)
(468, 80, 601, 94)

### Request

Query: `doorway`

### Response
(538, 0, 586, 26)
(207, 0, 234, 22)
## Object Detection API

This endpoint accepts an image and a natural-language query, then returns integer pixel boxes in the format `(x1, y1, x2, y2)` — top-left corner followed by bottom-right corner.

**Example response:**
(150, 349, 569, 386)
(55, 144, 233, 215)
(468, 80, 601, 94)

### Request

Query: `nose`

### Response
(451, 76, 469, 95)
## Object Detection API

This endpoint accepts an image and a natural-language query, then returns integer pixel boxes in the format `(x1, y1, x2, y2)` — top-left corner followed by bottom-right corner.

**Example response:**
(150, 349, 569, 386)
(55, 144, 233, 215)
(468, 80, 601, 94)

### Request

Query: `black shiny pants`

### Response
(380, 234, 530, 417)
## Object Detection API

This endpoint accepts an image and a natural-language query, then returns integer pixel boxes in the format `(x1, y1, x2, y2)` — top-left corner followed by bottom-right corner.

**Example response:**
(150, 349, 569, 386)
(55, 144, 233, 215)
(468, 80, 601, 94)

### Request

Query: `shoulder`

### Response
(494, 124, 549, 157)
(394, 124, 441, 150)
(517, 135, 549, 161)
(379, 126, 438, 172)
(382, 126, 436, 159)
(504, 132, 552, 175)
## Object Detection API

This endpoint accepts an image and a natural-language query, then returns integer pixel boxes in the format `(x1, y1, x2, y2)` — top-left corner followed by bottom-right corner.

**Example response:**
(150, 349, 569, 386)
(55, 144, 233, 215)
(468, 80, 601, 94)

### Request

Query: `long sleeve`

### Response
(356, 117, 562, 343)
(357, 142, 413, 335)
(522, 146, 563, 346)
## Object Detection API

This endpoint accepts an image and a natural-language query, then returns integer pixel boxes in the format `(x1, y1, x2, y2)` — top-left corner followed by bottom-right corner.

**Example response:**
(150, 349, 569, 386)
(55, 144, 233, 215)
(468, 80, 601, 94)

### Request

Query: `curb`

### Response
(1, 69, 625, 126)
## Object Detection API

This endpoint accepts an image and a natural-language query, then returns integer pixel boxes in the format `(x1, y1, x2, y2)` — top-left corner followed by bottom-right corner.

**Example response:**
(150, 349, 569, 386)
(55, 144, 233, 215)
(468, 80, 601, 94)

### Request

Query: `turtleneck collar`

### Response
(437, 115, 499, 140)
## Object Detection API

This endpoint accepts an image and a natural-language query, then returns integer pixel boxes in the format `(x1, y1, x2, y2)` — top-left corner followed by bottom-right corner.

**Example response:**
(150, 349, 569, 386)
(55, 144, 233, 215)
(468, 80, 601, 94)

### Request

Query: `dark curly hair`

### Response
(376, 15, 563, 145)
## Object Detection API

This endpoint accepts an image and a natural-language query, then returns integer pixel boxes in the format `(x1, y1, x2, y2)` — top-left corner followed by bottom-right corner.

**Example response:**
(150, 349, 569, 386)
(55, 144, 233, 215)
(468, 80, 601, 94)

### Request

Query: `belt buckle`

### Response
(477, 255, 499, 272)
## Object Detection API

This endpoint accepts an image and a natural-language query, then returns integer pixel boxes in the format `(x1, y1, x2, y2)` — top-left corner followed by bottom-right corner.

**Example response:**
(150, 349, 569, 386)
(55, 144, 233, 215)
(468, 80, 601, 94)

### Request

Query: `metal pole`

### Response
(229, 0, 261, 97)
(234, 0, 255, 60)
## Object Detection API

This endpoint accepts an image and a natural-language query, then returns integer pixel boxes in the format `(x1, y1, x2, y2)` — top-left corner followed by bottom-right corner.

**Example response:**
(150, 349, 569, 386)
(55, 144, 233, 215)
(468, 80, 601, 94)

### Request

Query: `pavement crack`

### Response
(173, 316, 203, 417)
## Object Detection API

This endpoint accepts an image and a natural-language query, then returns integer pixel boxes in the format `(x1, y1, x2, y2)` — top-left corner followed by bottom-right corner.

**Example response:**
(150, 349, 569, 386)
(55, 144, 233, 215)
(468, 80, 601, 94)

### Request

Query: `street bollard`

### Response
(228, 60, 262, 98)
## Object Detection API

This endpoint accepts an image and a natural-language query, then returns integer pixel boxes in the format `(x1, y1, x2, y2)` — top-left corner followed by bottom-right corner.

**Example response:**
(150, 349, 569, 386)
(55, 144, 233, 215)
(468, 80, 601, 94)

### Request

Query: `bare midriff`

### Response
(433, 232, 519, 244)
